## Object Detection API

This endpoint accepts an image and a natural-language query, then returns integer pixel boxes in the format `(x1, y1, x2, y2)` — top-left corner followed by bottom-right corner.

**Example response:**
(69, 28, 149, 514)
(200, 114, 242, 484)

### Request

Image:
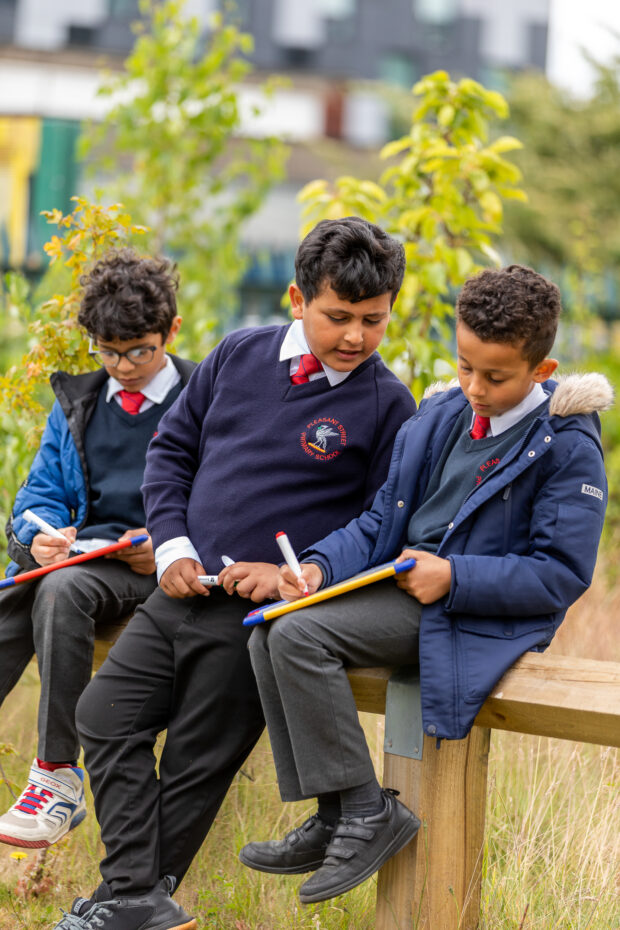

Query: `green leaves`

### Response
(0, 199, 144, 444)
(297, 71, 524, 393)
(79, 0, 288, 347)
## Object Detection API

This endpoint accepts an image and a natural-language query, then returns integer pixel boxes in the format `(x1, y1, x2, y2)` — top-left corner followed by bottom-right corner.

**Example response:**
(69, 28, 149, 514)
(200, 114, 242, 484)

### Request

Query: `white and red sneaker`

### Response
(0, 759, 86, 848)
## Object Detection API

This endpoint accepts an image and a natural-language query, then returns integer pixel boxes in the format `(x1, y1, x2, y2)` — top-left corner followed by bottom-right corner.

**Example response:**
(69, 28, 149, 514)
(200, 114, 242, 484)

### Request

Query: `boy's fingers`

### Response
(219, 563, 248, 591)
(161, 559, 209, 598)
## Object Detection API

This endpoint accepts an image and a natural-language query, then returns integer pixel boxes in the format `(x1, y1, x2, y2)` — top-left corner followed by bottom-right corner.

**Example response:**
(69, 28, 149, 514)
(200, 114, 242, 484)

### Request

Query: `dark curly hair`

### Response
(295, 217, 405, 306)
(78, 249, 179, 341)
(456, 265, 562, 367)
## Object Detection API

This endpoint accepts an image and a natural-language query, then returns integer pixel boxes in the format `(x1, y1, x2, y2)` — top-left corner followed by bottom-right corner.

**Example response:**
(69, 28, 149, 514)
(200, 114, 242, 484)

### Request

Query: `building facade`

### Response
(0, 0, 550, 316)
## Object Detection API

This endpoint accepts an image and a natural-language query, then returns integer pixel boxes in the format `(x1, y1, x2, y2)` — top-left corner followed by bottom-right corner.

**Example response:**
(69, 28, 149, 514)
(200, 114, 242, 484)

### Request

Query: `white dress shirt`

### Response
(107, 354, 181, 413)
(279, 319, 352, 387)
(471, 382, 548, 437)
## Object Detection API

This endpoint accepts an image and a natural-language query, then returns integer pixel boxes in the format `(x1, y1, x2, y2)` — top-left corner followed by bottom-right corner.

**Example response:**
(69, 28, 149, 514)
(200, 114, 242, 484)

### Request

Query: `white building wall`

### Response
(15, 0, 107, 49)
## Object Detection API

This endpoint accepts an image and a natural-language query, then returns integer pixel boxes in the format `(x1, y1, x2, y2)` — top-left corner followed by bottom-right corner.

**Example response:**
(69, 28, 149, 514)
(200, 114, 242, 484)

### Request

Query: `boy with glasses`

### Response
(0, 249, 194, 850)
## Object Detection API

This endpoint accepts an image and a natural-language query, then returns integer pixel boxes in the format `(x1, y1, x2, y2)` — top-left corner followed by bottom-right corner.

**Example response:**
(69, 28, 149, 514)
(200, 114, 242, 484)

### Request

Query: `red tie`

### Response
(119, 390, 146, 415)
(471, 414, 490, 440)
(291, 353, 324, 385)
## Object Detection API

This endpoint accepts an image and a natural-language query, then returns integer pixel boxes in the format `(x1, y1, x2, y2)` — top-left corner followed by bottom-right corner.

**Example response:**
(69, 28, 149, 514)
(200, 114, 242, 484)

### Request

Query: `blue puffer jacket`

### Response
(300, 374, 611, 741)
(5, 356, 195, 575)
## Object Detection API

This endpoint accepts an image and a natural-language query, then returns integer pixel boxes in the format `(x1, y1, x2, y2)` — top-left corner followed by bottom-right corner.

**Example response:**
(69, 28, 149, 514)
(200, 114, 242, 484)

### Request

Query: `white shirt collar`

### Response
(472, 382, 548, 437)
(106, 354, 181, 404)
(280, 320, 351, 387)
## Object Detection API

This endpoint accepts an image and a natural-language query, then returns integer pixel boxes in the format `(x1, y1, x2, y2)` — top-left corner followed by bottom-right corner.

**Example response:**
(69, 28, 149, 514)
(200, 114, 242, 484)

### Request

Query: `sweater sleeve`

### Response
(445, 434, 607, 617)
(142, 338, 229, 550)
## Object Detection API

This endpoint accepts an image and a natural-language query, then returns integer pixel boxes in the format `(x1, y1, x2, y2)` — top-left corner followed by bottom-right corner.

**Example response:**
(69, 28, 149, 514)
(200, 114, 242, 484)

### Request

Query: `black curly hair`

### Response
(456, 265, 562, 367)
(78, 249, 179, 342)
(295, 217, 405, 307)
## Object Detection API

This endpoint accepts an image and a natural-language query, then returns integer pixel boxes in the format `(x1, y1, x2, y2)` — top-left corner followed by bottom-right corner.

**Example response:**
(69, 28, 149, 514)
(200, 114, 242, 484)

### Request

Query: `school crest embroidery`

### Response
(301, 417, 347, 461)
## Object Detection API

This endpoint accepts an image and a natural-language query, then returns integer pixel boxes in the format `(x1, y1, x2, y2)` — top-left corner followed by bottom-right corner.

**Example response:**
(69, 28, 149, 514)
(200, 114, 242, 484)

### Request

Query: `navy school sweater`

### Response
(142, 325, 416, 572)
(81, 381, 183, 539)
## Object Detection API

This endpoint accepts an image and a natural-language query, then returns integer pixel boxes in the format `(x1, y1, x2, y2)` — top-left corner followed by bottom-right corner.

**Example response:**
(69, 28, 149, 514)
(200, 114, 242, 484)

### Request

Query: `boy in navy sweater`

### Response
(59, 218, 416, 930)
(241, 265, 609, 905)
(0, 250, 193, 851)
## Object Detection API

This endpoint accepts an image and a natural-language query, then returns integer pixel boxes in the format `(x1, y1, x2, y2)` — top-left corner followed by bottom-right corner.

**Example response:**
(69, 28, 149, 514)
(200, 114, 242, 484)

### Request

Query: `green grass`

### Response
(0, 578, 618, 929)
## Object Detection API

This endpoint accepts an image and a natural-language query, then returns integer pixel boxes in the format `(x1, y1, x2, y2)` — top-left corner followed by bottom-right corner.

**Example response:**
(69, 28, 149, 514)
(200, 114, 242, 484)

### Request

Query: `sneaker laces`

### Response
(13, 784, 54, 815)
(56, 903, 114, 929)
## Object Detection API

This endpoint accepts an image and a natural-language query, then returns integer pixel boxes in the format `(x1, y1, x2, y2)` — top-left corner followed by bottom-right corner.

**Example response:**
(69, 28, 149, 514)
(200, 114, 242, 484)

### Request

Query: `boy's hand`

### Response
(107, 529, 156, 575)
(160, 557, 211, 598)
(31, 527, 76, 567)
(395, 549, 452, 604)
(219, 562, 280, 602)
(278, 563, 323, 601)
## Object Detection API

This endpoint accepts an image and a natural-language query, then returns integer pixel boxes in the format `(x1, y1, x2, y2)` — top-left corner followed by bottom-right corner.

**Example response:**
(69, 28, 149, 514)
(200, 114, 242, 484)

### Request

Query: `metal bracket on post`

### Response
(384, 666, 424, 760)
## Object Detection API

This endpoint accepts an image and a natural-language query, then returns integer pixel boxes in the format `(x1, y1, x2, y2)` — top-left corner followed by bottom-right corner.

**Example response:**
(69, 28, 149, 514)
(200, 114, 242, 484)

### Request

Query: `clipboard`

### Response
(242, 557, 416, 627)
(0, 535, 150, 590)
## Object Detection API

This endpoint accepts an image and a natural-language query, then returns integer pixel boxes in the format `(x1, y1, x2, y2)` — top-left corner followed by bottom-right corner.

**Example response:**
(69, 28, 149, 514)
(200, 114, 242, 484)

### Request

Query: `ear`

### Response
(532, 357, 558, 383)
(165, 316, 183, 345)
(289, 284, 305, 320)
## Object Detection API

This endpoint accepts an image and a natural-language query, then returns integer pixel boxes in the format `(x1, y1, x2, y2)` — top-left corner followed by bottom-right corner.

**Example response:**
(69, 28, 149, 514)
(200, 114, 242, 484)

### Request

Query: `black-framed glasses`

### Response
(88, 339, 159, 367)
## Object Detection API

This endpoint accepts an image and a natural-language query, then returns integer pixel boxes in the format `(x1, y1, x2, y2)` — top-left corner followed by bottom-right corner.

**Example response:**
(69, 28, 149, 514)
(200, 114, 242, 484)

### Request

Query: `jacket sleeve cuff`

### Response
(301, 554, 331, 587)
(444, 554, 467, 612)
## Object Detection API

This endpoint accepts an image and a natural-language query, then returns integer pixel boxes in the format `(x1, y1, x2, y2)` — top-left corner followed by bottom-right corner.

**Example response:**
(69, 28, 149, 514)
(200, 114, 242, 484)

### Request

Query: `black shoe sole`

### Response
(298, 815, 421, 903)
(239, 848, 325, 875)
(147, 920, 197, 930)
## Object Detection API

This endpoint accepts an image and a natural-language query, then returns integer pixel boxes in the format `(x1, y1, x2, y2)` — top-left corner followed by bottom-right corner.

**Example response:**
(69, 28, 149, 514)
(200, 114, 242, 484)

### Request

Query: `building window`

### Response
(319, 0, 356, 18)
(414, 0, 456, 24)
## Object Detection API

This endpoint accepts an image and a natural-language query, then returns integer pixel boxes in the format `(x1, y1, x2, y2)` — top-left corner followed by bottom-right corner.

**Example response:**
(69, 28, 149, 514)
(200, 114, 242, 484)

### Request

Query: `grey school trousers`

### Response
(0, 560, 156, 761)
(248, 580, 421, 801)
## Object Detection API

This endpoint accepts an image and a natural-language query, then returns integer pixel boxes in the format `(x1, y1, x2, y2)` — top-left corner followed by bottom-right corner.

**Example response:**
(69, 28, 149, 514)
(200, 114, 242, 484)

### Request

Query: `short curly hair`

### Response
(295, 217, 405, 307)
(78, 249, 179, 341)
(456, 265, 562, 367)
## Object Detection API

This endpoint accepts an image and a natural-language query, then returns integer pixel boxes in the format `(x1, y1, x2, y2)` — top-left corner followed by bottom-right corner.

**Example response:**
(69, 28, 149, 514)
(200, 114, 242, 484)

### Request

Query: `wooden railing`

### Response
(94, 624, 620, 930)
(348, 654, 620, 930)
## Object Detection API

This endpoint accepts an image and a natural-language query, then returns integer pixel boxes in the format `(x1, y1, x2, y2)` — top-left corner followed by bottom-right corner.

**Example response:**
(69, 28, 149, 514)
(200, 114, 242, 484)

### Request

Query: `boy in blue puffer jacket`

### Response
(0, 249, 194, 850)
(241, 264, 611, 905)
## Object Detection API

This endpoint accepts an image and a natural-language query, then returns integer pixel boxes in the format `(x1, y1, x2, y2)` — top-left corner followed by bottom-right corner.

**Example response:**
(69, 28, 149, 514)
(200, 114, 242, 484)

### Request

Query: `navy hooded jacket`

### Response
(300, 373, 611, 741)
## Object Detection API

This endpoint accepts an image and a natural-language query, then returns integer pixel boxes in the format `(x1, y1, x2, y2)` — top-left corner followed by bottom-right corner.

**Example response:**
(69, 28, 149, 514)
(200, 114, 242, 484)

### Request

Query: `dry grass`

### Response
(0, 568, 618, 929)
(549, 558, 620, 662)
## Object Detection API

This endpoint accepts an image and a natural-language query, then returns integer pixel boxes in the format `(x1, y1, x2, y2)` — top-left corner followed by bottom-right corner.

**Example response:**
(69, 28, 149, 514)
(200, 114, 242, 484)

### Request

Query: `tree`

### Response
(298, 71, 524, 393)
(79, 0, 288, 345)
(0, 199, 145, 562)
(503, 57, 620, 322)
(0, 199, 146, 432)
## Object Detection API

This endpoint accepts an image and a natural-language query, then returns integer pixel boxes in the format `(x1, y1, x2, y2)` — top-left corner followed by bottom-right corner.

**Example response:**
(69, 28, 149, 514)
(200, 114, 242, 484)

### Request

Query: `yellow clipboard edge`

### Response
(242, 558, 416, 626)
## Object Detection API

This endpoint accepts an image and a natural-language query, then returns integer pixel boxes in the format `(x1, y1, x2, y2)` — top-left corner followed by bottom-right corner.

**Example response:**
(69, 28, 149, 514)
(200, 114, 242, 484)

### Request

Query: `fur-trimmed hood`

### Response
(422, 372, 614, 418)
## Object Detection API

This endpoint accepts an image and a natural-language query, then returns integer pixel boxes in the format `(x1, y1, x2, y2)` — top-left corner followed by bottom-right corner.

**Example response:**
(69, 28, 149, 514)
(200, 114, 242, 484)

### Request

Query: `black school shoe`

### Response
(298, 789, 420, 904)
(239, 813, 334, 874)
(51, 875, 197, 930)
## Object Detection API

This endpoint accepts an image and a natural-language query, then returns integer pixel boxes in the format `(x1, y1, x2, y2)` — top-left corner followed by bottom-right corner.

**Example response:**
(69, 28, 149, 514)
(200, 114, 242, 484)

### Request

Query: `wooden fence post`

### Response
(376, 726, 491, 930)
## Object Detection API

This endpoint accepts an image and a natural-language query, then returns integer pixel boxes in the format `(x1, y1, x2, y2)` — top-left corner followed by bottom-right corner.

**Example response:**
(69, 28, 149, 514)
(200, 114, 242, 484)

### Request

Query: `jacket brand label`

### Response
(581, 484, 603, 501)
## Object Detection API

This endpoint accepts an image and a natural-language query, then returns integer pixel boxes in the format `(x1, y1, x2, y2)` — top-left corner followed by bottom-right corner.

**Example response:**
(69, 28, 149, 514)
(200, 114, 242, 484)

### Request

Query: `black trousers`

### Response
(0, 561, 156, 761)
(76, 587, 264, 895)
